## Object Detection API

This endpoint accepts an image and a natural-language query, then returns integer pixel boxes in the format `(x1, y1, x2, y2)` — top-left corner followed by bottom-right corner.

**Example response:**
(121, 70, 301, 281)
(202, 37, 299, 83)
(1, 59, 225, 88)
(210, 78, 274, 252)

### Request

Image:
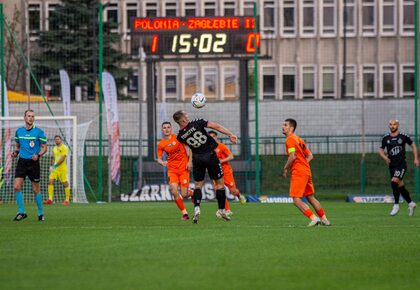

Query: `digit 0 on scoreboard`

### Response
(131, 16, 260, 56)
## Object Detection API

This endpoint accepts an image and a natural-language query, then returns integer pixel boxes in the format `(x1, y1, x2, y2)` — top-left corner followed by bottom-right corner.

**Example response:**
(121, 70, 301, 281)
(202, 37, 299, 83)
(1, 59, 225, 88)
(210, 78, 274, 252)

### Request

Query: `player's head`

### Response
(208, 130, 219, 142)
(282, 118, 297, 135)
(388, 119, 400, 133)
(54, 135, 62, 145)
(24, 109, 35, 126)
(161, 121, 172, 136)
(173, 110, 189, 126)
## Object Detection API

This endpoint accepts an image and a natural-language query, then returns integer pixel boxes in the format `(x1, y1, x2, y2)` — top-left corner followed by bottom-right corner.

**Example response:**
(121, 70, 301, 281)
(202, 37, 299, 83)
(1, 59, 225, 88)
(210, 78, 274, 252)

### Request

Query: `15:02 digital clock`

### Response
(131, 17, 260, 56)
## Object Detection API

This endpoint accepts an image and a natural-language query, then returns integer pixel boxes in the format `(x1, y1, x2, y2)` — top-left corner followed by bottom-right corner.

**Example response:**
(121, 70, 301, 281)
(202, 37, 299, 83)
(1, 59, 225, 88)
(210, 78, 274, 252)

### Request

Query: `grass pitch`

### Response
(1, 202, 419, 290)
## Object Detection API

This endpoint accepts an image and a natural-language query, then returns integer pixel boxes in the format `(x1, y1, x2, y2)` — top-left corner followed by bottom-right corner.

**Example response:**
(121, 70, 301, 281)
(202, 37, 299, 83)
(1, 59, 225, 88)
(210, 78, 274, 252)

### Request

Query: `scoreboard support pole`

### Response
(146, 58, 157, 160)
(239, 59, 250, 160)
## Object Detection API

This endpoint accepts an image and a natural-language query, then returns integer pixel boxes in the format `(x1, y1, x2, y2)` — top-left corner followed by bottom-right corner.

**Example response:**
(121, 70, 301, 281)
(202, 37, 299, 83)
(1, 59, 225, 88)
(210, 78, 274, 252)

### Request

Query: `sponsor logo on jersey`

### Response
(390, 146, 402, 156)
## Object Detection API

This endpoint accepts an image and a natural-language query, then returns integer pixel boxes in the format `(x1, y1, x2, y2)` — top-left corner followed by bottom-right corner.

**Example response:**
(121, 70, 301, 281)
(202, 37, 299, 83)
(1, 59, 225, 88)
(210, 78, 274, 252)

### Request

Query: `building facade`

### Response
(3, 0, 419, 101)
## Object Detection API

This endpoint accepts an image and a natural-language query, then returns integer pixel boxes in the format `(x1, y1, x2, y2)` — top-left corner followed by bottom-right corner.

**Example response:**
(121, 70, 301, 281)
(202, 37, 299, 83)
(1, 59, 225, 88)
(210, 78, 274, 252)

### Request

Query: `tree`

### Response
(4, 5, 27, 91)
(33, 0, 130, 99)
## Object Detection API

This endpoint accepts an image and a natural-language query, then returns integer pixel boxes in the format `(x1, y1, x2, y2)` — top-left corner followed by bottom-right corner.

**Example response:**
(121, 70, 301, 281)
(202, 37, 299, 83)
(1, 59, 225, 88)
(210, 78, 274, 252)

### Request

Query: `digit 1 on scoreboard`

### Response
(151, 34, 158, 54)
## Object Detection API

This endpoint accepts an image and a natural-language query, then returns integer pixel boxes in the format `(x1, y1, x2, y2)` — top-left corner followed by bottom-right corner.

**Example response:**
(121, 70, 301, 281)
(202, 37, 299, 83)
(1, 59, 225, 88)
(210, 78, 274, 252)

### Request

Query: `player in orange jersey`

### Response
(208, 131, 246, 217)
(282, 118, 331, 227)
(157, 122, 192, 220)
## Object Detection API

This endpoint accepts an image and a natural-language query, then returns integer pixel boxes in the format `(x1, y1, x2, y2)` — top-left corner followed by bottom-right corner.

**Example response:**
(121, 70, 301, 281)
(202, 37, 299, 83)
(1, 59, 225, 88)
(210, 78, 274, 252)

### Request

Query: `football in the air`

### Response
(191, 93, 206, 109)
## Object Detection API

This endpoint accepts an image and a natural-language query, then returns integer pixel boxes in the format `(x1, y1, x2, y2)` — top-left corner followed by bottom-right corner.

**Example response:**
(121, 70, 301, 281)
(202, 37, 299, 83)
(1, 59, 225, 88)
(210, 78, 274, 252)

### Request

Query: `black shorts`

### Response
(15, 158, 40, 183)
(389, 165, 407, 180)
(192, 151, 224, 182)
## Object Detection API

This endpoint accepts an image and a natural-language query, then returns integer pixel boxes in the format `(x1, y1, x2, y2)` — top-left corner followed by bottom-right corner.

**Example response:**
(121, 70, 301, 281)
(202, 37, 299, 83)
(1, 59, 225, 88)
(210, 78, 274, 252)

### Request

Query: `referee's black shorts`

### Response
(15, 158, 40, 183)
(192, 151, 224, 182)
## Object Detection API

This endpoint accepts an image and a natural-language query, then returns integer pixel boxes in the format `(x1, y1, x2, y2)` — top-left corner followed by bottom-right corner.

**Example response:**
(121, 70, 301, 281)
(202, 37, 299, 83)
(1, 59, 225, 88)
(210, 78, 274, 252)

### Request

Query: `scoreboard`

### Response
(131, 17, 260, 56)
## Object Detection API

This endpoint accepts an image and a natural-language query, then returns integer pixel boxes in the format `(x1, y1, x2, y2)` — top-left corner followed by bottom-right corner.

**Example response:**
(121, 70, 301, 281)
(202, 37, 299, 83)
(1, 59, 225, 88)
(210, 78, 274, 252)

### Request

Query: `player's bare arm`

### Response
(378, 148, 390, 165)
(283, 152, 296, 177)
(410, 143, 419, 167)
(12, 143, 20, 158)
(157, 158, 168, 167)
(220, 152, 234, 164)
(33, 143, 47, 161)
(306, 153, 313, 163)
(187, 147, 192, 171)
(207, 121, 238, 144)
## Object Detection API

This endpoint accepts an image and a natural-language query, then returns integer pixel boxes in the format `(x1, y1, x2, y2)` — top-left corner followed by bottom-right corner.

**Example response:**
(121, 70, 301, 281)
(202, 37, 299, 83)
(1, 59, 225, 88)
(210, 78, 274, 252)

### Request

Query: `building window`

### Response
(203, 67, 217, 99)
(184, 2, 196, 17)
(301, 0, 316, 36)
(165, 2, 178, 17)
(362, 65, 376, 98)
(106, 3, 118, 23)
(262, 66, 276, 99)
(165, 68, 178, 96)
(401, 0, 414, 35)
(262, 1, 276, 36)
(342, 0, 356, 36)
(282, 66, 296, 100)
(281, 0, 296, 36)
(204, 2, 217, 16)
(28, 3, 41, 36)
(183, 68, 198, 100)
(145, 2, 158, 17)
(361, 0, 376, 36)
(381, 65, 396, 98)
(243, 1, 254, 16)
(341, 65, 356, 99)
(302, 66, 316, 99)
(223, 1, 236, 16)
(126, 2, 138, 33)
(401, 65, 414, 98)
(381, 0, 396, 35)
(321, 0, 336, 36)
(128, 73, 138, 93)
(223, 67, 237, 99)
(46, 4, 60, 31)
(321, 66, 336, 99)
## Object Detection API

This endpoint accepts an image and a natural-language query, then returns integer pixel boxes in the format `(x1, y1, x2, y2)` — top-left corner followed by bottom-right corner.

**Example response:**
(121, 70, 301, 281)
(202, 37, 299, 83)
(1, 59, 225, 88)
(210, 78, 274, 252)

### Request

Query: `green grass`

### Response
(1, 202, 419, 290)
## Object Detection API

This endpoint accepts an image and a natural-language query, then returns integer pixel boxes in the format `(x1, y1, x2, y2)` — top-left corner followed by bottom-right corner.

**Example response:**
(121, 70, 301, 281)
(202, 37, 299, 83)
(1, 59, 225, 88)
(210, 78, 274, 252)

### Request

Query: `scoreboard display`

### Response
(131, 17, 260, 56)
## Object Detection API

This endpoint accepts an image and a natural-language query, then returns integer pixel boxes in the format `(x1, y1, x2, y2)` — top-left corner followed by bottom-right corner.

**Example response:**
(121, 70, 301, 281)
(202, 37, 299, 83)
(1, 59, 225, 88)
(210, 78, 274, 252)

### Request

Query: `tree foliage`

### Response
(33, 0, 130, 99)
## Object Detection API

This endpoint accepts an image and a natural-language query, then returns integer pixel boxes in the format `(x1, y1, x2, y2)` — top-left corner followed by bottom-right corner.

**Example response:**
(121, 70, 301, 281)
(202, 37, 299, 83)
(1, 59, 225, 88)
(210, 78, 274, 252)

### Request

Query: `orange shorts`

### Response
(168, 170, 190, 188)
(223, 170, 237, 189)
(289, 174, 315, 198)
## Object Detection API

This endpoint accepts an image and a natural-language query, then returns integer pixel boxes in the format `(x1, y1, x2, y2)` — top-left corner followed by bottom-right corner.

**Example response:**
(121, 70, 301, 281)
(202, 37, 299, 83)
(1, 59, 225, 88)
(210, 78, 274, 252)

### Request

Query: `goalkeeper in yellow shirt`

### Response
(44, 135, 71, 205)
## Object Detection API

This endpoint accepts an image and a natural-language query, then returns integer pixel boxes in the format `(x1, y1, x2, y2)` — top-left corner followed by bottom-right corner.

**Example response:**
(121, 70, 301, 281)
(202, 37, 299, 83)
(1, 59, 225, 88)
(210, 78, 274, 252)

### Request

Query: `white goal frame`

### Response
(1, 115, 78, 195)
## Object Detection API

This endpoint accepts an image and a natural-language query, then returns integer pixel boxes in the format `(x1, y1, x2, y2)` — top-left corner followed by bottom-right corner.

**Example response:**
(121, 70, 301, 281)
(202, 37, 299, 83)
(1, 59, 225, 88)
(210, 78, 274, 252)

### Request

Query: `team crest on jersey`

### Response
(398, 138, 402, 144)
(172, 141, 176, 146)
(29, 140, 35, 148)
(215, 148, 220, 153)
(387, 140, 390, 144)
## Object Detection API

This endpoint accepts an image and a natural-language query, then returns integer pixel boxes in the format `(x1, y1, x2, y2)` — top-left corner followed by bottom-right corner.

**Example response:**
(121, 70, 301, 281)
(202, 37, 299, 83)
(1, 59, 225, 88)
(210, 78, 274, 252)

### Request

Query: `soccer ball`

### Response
(191, 93, 206, 109)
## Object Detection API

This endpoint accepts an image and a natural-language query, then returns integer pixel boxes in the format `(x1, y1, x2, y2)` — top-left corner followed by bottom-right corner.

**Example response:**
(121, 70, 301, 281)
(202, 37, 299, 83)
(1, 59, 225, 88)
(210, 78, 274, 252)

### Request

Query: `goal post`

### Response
(0, 115, 89, 203)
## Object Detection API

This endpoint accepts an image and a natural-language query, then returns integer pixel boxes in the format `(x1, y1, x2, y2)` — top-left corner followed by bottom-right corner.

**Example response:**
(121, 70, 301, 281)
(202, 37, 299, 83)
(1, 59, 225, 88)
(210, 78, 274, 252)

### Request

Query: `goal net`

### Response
(0, 116, 90, 203)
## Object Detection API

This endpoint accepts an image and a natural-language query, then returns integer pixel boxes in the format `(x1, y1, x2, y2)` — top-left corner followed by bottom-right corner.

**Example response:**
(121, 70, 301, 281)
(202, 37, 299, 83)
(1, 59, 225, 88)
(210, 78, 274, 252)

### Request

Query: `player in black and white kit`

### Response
(379, 119, 419, 216)
(173, 110, 237, 223)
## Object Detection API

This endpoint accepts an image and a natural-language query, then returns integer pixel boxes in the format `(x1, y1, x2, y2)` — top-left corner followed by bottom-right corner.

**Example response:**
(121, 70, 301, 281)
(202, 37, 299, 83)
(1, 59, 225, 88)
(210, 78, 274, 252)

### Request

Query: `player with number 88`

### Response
(173, 110, 237, 224)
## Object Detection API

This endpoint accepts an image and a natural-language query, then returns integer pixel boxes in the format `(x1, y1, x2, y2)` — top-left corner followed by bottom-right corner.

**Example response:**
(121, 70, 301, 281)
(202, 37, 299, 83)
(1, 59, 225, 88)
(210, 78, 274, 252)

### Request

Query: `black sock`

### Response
(391, 182, 400, 204)
(193, 188, 202, 207)
(399, 186, 412, 203)
(216, 189, 226, 210)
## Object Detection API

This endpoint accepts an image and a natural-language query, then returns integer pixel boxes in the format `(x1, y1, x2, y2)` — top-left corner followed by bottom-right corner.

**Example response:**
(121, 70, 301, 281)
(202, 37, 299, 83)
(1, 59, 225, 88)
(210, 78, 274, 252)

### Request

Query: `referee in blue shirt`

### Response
(12, 110, 47, 221)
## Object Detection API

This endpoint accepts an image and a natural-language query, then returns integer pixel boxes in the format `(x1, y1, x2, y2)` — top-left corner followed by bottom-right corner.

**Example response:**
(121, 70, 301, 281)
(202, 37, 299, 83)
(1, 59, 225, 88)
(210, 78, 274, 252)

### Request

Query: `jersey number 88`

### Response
(186, 131, 207, 148)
